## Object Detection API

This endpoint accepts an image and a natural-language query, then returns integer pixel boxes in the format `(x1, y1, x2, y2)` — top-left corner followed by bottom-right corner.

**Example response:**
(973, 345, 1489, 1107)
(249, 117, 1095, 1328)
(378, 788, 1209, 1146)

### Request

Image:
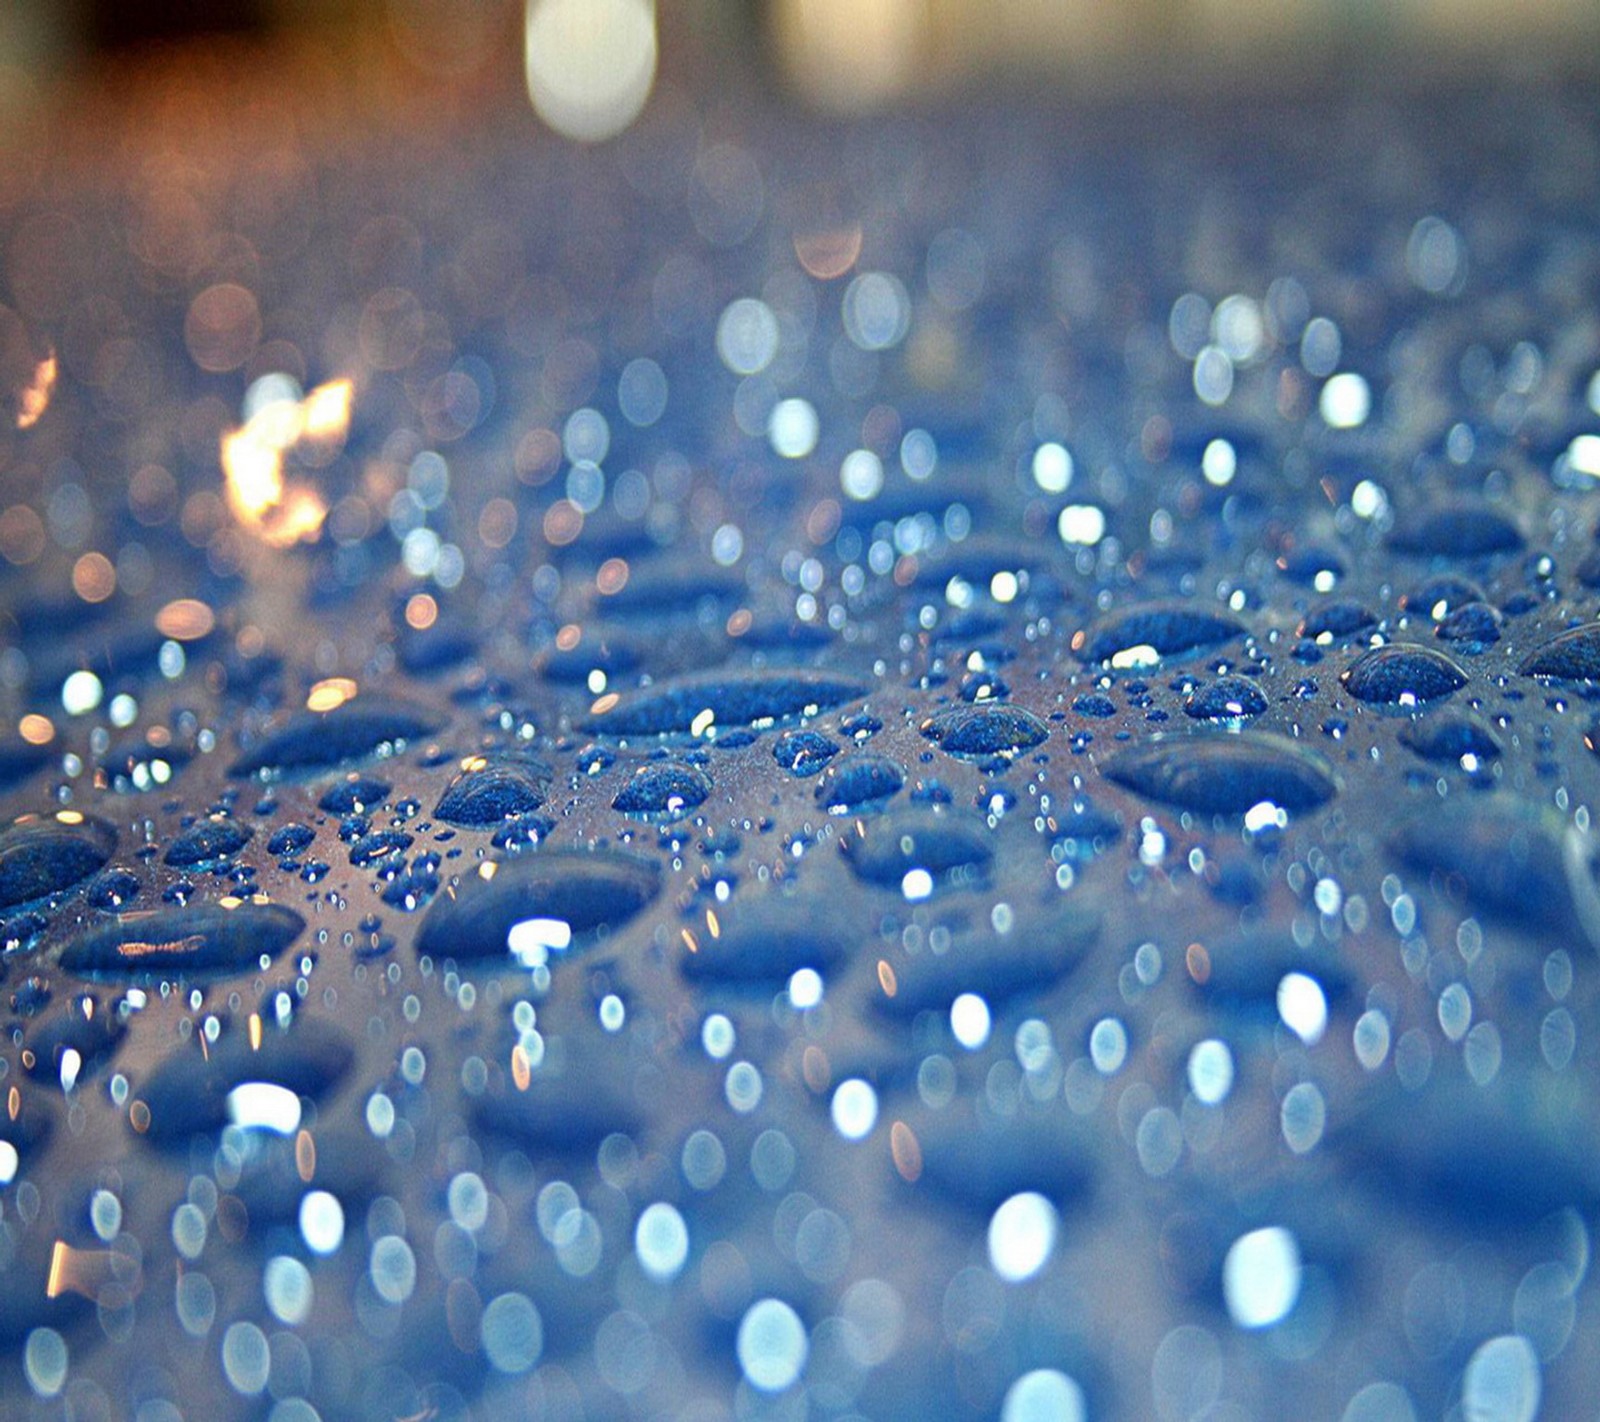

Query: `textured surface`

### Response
(0, 53, 1598, 1422)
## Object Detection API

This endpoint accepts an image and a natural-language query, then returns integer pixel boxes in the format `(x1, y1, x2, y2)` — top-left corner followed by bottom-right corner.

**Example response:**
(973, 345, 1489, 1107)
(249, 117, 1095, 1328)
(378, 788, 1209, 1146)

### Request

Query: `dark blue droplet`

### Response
(815, 754, 904, 813)
(230, 702, 440, 778)
(267, 823, 315, 856)
(841, 811, 993, 889)
(680, 895, 850, 988)
(1102, 732, 1338, 814)
(1073, 693, 1117, 719)
(581, 671, 868, 736)
(164, 816, 252, 867)
(350, 830, 413, 867)
(1339, 644, 1467, 703)
(1183, 676, 1268, 721)
(0, 813, 117, 910)
(1519, 623, 1600, 682)
(84, 866, 141, 910)
(58, 901, 305, 983)
(434, 760, 548, 825)
(1435, 601, 1502, 645)
(1398, 714, 1503, 764)
(318, 775, 392, 814)
(772, 729, 840, 776)
(133, 1017, 353, 1145)
(920, 704, 1048, 757)
(1076, 603, 1246, 665)
(1388, 500, 1523, 557)
(1298, 600, 1377, 642)
(612, 761, 712, 816)
(416, 850, 661, 962)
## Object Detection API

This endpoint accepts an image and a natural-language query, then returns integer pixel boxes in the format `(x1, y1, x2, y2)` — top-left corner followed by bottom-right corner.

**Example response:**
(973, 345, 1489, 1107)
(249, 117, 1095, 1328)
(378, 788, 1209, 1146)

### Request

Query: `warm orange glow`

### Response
(220, 378, 353, 547)
(307, 677, 359, 712)
(17, 352, 56, 429)
(296, 1129, 316, 1183)
(511, 1043, 532, 1091)
(404, 593, 438, 630)
(556, 623, 582, 652)
(72, 551, 116, 603)
(543, 499, 583, 546)
(794, 224, 863, 279)
(1186, 942, 1211, 984)
(890, 1120, 922, 1182)
(773, 0, 925, 112)
(18, 714, 53, 746)
(597, 557, 630, 596)
(726, 609, 752, 637)
(876, 959, 898, 996)
(48, 1240, 107, 1299)
(249, 1012, 263, 1051)
(588, 690, 621, 718)
(155, 598, 216, 641)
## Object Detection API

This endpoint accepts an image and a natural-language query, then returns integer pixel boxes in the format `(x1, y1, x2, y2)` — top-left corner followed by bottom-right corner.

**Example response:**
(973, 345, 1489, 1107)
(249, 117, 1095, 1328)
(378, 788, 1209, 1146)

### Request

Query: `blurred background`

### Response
(2, 0, 1599, 147)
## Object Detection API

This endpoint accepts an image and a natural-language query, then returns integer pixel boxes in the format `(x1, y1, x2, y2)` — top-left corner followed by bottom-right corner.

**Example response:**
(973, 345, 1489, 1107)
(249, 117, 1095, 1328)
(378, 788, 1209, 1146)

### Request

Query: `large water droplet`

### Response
(841, 811, 993, 888)
(416, 850, 660, 962)
(1339, 644, 1467, 703)
(581, 670, 868, 736)
(1519, 623, 1600, 683)
(1076, 603, 1246, 665)
(1388, 500, 1523, 557)
(229, 702, 440, 777)
(133, 1018, 354, 1146)
(1102, 732, 1337, 814)
(680, 896, 850, 988)
(814, 754, 904, 812)
(164, 816, 253, 867)
(920, 704, 1049, 758)
(612, 761, 712, 816)
(58, 901, 305, 983)
(0, 812, 117, 910)
(434, 759, 548, 825)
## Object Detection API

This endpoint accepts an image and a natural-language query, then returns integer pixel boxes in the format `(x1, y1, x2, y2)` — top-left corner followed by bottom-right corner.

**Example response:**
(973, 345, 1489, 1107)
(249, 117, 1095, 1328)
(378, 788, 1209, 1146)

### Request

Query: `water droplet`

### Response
(230, 702, 439, 777)
(1388, 500, 1523, 557)
(920, 704, 1048, 758)
(1339, 644, 1467, 703)
(772, 729, 839, 776)
(164, 816, 253, 867)
(1519, 623, 1600, 682)
(59, 900, 304, 983)
(1183, 676, 1268, 721)
(582, 670, 868, 736)
(841, 811, 993, 889)
(1398, 713, 1503, 764)
(814, 753, 904, 812)
(1076, 603, 1246, 665)
(417, 850, 660, 962)
(1102, 732, 1337, 814)
(134, 1018, 354, 1145)
(0, 812, 117, 910)
(680, 895, 848, 988)
(434, 759, 548, 825)
(317, 774, 391, 814)
(612, 761, 712, 816)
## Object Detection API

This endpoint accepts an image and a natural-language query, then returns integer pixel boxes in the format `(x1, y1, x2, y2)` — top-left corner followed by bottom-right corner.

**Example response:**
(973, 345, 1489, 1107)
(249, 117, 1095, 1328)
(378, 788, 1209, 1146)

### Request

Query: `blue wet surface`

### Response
(0, 55, 1597, 1422)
